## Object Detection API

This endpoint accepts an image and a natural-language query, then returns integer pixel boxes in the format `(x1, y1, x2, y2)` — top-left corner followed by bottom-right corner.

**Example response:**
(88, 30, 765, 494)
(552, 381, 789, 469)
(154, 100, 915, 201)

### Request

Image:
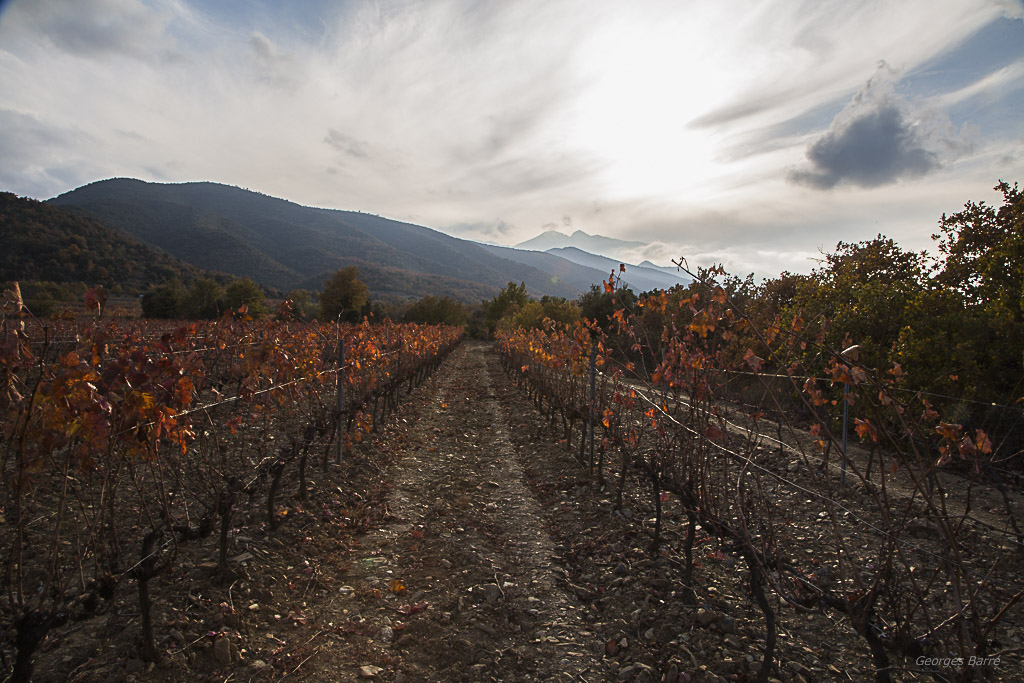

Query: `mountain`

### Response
(1, 192, 217, 292)
(546, 247, 691, 293)
(639, 260, 687, 276)
(477, 244, 611, 294)
(515, 229, 646, 257)
(47, 179, 586, 303)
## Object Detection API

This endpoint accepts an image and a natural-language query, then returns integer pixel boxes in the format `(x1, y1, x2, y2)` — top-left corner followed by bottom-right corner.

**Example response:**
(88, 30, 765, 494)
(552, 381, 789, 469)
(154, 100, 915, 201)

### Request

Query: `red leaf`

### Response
(398, 601, 428, 615)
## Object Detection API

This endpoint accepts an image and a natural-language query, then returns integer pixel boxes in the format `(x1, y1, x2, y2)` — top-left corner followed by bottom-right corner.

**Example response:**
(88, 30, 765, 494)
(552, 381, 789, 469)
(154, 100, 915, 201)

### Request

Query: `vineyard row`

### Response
(495, 285, 1023, 683)
(0, 316, 462, 681)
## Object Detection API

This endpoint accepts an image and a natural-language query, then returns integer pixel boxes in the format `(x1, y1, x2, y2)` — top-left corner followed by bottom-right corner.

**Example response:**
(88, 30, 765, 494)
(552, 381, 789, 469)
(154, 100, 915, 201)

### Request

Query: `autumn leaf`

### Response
(397, 601, 428, 615)
(935, 421, 961, 441)
(854, 418, 878, 443)
(743, 348, 764, 373)
(974, 429, 993, 455)
(84, 287, 102, 310)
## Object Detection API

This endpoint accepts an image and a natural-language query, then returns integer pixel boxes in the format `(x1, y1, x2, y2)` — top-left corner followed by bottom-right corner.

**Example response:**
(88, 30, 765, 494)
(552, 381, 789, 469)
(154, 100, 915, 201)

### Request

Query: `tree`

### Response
(538, 295, 580, 326)
(223, 277, 266, 316)
(482, 282, 530, 337)
(141, 279, 185, 319)
(184, 278, 224, 319)
(898, 181, 1024, 404)
(792, 236, 927, 370)
(578, 283, 637, 330)
(935, 181, 1024, 319)
(320, 266, 368, 321)
(282, 289, 316, 320)
(405, 295, 469, 326)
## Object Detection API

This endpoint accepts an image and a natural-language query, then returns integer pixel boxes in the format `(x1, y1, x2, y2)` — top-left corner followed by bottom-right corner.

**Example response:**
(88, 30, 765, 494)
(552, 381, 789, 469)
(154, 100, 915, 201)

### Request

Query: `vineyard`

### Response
(495, 269, 1024, 682)
(0, 311, 460, 681)
(2, 270, 1024, 682)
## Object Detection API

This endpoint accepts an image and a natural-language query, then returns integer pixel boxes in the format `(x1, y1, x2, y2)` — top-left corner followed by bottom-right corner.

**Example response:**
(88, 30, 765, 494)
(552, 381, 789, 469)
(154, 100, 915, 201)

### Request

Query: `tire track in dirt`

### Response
(332, 341, 602, 681)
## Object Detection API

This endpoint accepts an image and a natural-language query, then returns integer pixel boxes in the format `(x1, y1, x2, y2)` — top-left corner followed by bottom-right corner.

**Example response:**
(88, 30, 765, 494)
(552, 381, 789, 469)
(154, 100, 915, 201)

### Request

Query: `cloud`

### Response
(324, 129, 370, 159)
(4, 0, 175, 61)
(993, 0, 1024, 19)
(0, 0, 1020, 283)
(248, 30, 299, 88)
(789, 65, 975, 189)
(444, 218, 517, 240)
(0, 109, 103, 196)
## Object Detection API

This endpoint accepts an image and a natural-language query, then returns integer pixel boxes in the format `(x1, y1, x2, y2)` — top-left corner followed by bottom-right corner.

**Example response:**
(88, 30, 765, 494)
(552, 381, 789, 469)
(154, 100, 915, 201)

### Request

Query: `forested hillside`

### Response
(0, 192, 216, 292)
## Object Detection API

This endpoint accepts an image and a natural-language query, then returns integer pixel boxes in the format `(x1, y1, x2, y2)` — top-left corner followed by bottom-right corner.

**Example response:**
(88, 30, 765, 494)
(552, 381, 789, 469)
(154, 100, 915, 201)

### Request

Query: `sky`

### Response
(1, 0, 1022, 278)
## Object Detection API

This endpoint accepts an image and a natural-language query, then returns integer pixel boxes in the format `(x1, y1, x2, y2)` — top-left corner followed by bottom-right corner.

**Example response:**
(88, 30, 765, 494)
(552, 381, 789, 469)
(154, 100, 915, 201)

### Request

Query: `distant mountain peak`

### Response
(514, 229, 645, 259)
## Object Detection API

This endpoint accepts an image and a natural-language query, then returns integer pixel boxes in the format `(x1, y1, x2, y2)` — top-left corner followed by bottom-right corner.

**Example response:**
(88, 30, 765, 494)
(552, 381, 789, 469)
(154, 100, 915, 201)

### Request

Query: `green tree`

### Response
(223, 277, 266, 316)
(482, 282, 530, 337)
(320, 266, 369, 321)
(538, 295, 580, 327)
(141, 279, 185, 319)
(894, 181, 1024, 404)
(184, 278, 224, 319)
(405, 295, 469, 326)
(282, 288, 316, 320)
(792, 236, 927, 370)
(578, 283, 638, 330)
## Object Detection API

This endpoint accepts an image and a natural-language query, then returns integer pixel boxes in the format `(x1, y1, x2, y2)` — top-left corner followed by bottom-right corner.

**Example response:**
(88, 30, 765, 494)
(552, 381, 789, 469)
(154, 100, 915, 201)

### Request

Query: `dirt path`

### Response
(297, 341, 605, 681)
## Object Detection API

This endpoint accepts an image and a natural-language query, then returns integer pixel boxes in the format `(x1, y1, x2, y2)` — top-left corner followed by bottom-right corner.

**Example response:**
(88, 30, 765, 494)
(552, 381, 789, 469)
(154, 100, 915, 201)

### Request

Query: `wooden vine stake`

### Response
(335, 337, 345, 464)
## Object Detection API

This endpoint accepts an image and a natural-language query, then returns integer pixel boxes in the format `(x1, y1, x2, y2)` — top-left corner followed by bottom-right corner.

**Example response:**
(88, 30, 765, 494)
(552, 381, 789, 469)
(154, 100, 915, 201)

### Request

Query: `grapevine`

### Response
(0, 308, 461, 680)
(497, 270, 1023, 682)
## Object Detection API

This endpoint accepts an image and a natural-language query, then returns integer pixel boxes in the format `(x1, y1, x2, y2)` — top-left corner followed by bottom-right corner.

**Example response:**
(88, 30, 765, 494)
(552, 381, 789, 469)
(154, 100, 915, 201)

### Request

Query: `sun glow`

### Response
(566, 8, 740, 202)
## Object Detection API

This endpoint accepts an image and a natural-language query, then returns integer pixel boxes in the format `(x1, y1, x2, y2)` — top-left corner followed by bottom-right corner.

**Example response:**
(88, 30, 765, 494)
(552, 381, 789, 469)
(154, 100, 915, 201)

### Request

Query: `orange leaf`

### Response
(975, 429, 993, 455)
(743, 348, 763, 373)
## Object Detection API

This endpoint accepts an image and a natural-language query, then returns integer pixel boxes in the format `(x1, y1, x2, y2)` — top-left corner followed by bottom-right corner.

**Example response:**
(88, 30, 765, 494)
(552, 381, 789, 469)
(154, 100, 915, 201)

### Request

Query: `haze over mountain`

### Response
(44, 179, 685, 303)
(514, 230, 647, 261)
(544, 247, 691, 292)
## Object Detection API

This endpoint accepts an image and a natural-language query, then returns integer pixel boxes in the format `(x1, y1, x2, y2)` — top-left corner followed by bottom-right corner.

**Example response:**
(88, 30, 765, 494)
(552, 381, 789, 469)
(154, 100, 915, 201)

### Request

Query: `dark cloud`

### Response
(789, 66, 973, 190)
(324, 129, 370, 159)
(562, 214, 572, 226)
(789, 104, 937, 189)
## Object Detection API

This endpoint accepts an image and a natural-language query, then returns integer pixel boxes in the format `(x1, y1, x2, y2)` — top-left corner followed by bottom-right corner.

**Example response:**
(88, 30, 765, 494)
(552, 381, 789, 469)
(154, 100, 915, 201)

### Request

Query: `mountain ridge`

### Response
(48, 179, 580, 302)
(43, 178, 690, 304)
(514, 228, 647, 257)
